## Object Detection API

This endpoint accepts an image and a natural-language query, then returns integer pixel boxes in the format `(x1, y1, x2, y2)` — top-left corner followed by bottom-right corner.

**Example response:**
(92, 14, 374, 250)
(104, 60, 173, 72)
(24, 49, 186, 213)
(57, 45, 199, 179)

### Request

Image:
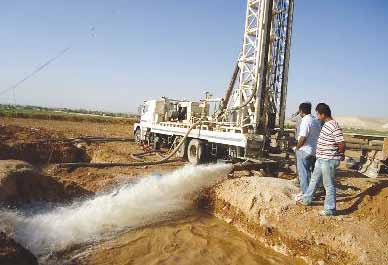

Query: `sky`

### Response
(0, 0, 387, 117)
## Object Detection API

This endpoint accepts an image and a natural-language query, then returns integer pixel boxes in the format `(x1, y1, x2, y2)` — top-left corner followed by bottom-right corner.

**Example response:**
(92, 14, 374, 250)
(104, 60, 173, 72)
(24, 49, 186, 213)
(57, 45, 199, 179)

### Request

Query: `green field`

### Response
(343, 128, 388, 137)
(0, 104, 138, 124)
(285, 123, 387, 137)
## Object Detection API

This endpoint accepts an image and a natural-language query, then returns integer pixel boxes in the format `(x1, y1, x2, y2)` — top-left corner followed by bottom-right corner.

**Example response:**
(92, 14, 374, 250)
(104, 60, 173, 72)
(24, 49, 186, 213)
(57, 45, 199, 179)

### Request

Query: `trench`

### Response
(0, 141, 90, 165)
(0, 162, 307, 265)
(199, 193, 351, 265)
(0, 125, 310, 264)
(53, 213, 305, 265)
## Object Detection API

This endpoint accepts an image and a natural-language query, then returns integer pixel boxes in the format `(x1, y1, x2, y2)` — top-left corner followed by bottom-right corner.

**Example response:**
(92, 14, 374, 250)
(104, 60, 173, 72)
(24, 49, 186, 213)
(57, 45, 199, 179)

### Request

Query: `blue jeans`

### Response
(296, 150, 314, 194)
(302, 159, 340, 213)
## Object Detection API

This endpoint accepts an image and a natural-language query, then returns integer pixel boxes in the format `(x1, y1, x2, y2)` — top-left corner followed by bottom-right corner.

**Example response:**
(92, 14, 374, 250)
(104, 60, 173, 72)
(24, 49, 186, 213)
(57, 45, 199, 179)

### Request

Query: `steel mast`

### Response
(227, 0, 294, 136)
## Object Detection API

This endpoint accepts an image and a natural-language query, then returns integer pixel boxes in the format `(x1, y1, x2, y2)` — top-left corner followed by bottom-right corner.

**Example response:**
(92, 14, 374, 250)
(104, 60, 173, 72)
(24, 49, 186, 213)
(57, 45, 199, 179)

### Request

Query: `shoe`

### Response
(319, 209, 336, 216)
(296, 197, 311, 206)
(294, 193, 303, 202)
(299, 199, 311, 206)
(291, 178, 300, 187)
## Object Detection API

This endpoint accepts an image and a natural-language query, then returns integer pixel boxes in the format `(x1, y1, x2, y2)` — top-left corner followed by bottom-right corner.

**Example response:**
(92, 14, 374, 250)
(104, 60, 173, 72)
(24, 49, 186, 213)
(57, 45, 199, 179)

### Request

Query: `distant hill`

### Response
(336, 116, 388, 132)
(286, 115, 388, 134)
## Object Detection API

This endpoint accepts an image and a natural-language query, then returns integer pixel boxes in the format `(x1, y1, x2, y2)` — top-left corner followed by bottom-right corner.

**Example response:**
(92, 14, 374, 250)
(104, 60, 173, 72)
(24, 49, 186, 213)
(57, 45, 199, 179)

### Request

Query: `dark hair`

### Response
(299, 102, 312, 115)
(315, 103, 332, 117)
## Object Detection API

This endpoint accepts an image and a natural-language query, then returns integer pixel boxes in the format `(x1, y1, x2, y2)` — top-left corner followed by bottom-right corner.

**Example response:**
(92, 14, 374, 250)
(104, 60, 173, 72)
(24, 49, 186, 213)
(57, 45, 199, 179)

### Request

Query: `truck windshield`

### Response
(138, 105, 145, 115)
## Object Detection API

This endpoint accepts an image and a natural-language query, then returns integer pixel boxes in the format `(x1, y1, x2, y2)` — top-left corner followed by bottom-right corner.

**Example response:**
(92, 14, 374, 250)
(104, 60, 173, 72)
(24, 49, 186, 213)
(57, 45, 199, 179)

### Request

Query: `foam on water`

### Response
(0, 163, 232, 255)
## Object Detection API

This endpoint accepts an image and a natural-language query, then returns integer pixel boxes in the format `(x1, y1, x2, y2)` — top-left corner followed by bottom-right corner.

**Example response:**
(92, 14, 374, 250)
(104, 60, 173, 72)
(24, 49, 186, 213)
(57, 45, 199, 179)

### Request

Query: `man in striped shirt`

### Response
(300, 103, 346, 216)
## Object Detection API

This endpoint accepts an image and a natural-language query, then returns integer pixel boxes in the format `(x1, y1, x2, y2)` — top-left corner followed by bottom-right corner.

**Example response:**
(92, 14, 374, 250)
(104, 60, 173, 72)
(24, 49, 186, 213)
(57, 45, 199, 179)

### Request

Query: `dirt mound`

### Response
(0, 124, 63, 142)
(214, 177, 298, 219)
(203, 176, 388, 265)
(0, 232, 38, 265)
(355, 182, 388, 228)
(0, 125, 89, 165)
(0, 142, 89, 165)
(0, 160, 92, 206)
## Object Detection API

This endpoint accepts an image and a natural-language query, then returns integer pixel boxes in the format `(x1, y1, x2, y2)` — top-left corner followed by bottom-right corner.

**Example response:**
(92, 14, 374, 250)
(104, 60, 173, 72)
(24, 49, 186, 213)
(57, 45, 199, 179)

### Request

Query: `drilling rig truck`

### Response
(134, 0, 294, 165)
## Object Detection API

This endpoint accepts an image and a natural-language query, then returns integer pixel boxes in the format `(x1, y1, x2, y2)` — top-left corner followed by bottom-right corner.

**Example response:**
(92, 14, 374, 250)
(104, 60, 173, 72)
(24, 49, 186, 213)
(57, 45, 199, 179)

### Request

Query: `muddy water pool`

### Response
(58, 213, 304, 265)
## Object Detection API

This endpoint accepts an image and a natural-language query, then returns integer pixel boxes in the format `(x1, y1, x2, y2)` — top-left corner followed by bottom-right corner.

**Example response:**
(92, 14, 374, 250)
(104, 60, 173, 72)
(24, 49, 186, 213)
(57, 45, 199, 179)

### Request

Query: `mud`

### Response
(60, 214, 305, 265)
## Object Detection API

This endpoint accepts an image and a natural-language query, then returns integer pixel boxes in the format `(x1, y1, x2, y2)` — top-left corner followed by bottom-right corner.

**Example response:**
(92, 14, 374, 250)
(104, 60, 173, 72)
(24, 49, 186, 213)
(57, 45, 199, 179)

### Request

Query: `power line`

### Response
(0, 4, 123, 98)
(0, 47, 71, 97)
(12, 86, 16, 105)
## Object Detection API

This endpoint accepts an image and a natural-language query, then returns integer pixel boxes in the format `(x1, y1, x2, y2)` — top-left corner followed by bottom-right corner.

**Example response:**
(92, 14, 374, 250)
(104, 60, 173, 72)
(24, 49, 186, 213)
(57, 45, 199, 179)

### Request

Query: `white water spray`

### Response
(0, 164, 232, 255)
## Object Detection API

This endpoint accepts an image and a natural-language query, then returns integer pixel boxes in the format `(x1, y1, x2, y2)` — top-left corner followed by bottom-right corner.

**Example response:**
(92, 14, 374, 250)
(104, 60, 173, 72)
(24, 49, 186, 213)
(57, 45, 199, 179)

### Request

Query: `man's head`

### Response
(298, 102, 312, 117)
(315, 103, 332, 121)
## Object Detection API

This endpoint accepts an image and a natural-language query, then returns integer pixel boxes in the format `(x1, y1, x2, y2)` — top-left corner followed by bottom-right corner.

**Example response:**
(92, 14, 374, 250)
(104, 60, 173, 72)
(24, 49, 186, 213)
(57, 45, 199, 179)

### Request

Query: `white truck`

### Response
(134, 0, 294, 165)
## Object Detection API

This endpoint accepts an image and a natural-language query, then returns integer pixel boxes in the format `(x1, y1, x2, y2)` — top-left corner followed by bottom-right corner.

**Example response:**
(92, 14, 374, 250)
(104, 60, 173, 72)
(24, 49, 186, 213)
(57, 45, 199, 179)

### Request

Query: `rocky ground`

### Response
(0, 117, 387, 265)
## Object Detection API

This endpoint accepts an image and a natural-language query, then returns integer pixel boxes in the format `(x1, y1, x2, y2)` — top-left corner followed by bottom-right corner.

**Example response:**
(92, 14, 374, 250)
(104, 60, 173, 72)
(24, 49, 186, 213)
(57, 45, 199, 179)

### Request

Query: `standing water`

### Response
(0, 164, 305, 264)
(61, 214, 305, 265)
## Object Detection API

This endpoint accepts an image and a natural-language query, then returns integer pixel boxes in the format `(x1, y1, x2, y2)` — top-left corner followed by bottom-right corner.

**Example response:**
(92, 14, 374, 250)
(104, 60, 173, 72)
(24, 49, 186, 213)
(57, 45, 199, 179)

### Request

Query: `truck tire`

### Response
(134, 128, 141, 144)
(187, 139, 205, 165)
(175, 137, 187, 159)
(153, 135, 161, 150)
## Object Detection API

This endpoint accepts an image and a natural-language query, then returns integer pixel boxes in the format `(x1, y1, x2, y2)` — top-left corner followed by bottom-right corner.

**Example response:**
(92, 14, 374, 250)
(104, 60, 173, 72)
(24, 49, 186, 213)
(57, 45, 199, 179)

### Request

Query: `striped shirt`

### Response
(316, 119, 345, 160)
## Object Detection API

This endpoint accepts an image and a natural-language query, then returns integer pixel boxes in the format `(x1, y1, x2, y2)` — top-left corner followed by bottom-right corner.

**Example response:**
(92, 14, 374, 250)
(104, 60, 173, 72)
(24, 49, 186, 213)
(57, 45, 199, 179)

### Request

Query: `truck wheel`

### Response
(187, 139, 205, 165)
(153, 135, 161, 150)
(134, 128, 141, 144)
(175, 137, 187, 159)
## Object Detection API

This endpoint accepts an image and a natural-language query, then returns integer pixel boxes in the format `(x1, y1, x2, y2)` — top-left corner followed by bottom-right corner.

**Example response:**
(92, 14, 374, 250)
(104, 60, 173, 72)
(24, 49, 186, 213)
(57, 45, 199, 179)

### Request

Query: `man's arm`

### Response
(290, 112, 300, 122)
(296, 118, 309, 150)
(296, 136, 306, 150)
(338, 142, 346, 160)
(333, 124, 346, 160)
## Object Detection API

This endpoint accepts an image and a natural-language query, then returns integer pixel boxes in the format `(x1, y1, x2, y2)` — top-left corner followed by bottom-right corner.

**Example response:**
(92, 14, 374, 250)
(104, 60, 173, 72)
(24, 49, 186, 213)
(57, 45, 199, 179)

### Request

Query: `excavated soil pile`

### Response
(203, 176, 388, 265)
(0, 125, 89, 164)
(354, 182, 388, 229)
(0, 232, 38, 265)
(0, 160, 92, 206)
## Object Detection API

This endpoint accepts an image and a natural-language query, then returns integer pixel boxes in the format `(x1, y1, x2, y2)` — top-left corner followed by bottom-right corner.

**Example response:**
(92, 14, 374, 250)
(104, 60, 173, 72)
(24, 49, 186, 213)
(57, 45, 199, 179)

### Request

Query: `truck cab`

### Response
(134, 99, 165, 143)
(133, 98, 209, 145)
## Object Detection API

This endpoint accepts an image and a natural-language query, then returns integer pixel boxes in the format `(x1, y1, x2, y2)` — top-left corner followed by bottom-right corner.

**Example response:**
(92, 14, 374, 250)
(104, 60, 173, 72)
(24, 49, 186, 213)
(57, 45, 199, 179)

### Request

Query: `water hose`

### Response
(130, 150, 165, 162)
(56, 120, 203, 169)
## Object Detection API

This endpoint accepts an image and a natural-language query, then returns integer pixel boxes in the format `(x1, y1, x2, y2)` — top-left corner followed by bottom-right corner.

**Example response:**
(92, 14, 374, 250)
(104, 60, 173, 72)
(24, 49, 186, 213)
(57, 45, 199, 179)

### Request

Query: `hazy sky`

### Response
(0, 0, 387, 117)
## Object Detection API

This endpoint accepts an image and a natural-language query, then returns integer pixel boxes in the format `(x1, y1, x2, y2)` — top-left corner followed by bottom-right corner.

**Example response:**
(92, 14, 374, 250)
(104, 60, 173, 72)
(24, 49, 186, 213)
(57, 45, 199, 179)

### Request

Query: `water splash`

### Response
(0, 164, 232, 256)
